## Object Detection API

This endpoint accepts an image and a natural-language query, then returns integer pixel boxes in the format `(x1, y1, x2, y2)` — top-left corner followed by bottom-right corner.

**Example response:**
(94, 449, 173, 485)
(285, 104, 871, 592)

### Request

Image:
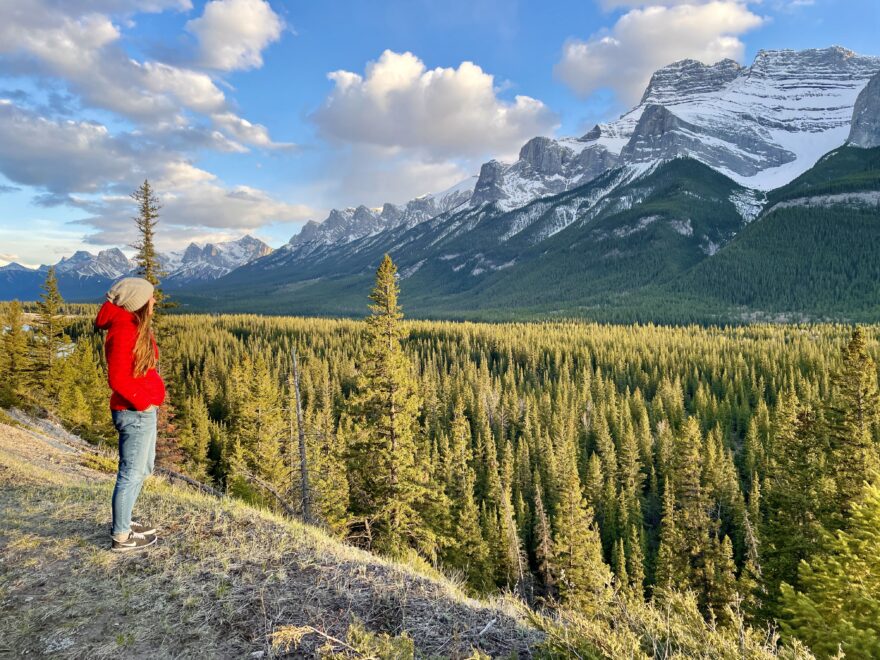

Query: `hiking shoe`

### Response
(131, 520, 157, 535)
(111, 531, 157, 552)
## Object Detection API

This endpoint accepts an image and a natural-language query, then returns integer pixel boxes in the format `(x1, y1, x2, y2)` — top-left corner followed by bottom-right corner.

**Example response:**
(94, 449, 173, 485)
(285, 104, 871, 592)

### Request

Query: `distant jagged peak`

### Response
(640, 58, 742, 105)
(0, 261, 31, 272)
(287, 175, 477, 251)
(747, 45, 880, 79)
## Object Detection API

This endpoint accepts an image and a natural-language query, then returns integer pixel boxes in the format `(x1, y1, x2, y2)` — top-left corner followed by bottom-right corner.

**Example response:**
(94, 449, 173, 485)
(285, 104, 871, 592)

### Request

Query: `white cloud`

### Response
(211, 111, 296, 150)
(555, 2, 763, 104)
(139, 61, 227, 115)
(0, 101, 312, 249)
(77, 170, 314, 248)
(0, 102, 138, 193)
(321, 145, 470, 209)
(187, 0, 284, 71)
(0, 0, 291, 148)
(312, 50, 558, 159)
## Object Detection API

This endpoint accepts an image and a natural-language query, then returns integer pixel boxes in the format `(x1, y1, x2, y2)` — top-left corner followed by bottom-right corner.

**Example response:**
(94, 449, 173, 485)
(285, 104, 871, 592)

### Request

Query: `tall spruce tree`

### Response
(780, 479, 880, 659)
(347, 254, 430, 557)
(762, 393, 831, 609)
(34, 266, 68, 400)
(0, 300, 31, 404)
(827, 327, 880, 521)
(130, 180, 164, 305)
(553, 453, 612, 611)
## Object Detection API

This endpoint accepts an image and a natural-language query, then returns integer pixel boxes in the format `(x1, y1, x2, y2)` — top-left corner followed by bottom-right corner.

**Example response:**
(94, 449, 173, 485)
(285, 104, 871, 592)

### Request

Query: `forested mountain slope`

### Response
(676, 146, 880, 320)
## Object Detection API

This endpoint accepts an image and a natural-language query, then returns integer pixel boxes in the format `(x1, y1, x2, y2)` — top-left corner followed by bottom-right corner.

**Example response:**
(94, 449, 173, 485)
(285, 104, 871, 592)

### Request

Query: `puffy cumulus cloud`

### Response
(187, 0, 284, 71)
(0, 0, 291, 148)
(312, 50, 558, 159)
(139, 62, 227, 115)
(0, 101, 141, 194)
(77, 168, 314, 248)
(320, 145, 471, 209)
(555, 2, 763, 104)
(0, 102, 312, 248)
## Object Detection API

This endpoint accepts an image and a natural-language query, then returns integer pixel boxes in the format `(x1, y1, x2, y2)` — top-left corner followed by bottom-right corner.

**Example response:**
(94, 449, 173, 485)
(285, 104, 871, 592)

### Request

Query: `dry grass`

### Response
(0, 419, 539, 659)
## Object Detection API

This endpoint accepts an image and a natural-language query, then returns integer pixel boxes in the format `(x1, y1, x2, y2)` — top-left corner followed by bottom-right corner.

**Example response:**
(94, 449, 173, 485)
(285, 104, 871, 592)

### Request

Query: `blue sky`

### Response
(0, 0, 877, 266)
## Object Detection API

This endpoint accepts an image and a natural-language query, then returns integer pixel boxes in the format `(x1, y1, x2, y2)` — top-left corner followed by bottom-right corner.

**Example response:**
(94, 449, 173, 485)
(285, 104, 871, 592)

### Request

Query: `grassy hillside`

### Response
(0, 416, 537, 658)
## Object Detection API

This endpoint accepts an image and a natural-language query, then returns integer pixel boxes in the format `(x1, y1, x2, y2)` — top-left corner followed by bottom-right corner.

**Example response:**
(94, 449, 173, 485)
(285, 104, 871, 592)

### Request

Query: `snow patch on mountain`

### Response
(730, 190, 764, 223)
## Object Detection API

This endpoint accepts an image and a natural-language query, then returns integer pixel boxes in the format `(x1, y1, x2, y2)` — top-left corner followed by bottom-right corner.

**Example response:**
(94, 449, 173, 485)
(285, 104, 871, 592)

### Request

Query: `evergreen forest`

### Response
(2, 256, 879, 658)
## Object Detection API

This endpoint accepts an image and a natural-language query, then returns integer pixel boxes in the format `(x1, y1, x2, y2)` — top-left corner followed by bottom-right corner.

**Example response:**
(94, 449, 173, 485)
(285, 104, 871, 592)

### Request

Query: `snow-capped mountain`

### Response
(54, 248, 133, 280)
(281, 176, 475, 259)
(0, 262, 35, 273)
(276, 46, 878, 250)
(472, 47, 880, 205)
(198, 46, 880, 321)
(0, 235, 273, 301)
(162, 235, 273, 284)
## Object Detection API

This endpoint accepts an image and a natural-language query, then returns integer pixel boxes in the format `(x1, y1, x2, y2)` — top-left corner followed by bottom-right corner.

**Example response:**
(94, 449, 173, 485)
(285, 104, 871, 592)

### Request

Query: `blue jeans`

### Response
(111, 407, 157, 537)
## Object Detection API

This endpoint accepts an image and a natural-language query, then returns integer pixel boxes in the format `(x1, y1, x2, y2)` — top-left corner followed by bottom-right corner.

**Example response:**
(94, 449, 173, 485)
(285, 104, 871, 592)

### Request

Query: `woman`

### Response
(94, 277, 166, 552)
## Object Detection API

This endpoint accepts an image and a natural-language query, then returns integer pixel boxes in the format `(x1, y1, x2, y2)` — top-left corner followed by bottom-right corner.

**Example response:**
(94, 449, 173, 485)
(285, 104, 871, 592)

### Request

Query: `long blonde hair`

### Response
(132, 303, 157, 377)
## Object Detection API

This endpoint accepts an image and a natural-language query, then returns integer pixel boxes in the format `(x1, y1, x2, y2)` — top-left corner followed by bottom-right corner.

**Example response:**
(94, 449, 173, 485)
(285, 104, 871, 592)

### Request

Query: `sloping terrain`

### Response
(676, 146, 880, 320)
(0, 415, 538, 658)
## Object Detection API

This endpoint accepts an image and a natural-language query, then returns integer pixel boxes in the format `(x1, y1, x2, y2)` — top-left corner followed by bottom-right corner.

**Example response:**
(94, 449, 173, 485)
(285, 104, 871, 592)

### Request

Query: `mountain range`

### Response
(0, 235, 272, 301)
(3, 46, 880, 322)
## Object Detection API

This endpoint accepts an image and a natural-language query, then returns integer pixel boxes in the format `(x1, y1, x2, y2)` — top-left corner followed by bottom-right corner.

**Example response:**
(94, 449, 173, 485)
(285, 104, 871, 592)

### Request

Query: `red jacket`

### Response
(94, 301, 166, 411)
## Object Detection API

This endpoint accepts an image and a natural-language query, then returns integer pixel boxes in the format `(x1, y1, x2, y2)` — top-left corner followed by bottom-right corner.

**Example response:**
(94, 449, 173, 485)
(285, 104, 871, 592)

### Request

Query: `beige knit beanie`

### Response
(107, 277, 154, 312)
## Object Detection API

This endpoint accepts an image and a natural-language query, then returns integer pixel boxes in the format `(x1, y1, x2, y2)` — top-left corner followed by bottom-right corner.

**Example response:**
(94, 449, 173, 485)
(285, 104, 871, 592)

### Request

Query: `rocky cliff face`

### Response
(639, 58, 743, 105)
(849, 70, 880, 148)
(594, 47, 880, 187)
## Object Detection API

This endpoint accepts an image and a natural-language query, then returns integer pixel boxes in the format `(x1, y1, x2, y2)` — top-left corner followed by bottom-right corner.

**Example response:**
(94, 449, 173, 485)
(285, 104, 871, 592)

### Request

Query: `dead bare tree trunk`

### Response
(291, 348, 313, 524)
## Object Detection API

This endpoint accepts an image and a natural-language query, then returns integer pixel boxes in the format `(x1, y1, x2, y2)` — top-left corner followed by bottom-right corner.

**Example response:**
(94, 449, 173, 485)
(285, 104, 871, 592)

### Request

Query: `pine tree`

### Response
(654, 478, 687, 592)
(347, 255, 430, 557)
(310, 382, 350, 536)
(707, 535, 738, 625)
(533, 474, 556, 599)
(448, 466, 491, 593)
(762, 394, 832, 606)
(33, 266, 68, 401)
(626, 521, 646, 600)
(178, 395, 212, 481)
(553, 457, 611, 611)
(780, 479, 880, 659)
(827, 327, 880, 521)
(0, 300, 31, 404)
(130, 180, 165, 307)
(612, 538, 628, 593)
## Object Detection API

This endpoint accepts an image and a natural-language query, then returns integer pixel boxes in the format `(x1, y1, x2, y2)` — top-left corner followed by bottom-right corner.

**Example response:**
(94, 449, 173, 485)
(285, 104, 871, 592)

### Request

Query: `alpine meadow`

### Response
(2, 1, 880, 658)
